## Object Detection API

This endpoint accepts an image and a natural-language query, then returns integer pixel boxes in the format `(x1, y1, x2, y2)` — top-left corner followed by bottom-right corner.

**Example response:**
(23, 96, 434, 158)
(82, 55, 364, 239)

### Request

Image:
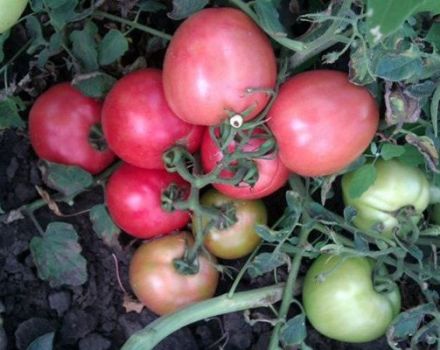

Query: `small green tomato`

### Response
(303, 255, 401, 343)
(0, 0, 27, 34)
(342, 159, 430, 236)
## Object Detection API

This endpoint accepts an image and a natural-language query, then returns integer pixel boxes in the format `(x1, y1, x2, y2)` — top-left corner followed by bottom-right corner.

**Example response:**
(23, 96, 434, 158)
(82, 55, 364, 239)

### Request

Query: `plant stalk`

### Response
(121, 284, 285, 350)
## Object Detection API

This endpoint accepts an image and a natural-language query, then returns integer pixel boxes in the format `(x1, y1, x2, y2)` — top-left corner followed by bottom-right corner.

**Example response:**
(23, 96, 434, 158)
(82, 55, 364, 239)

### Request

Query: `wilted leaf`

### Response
(72, 72, 116, 98)
(30, 222, 88, 287)
(320, 174, 336, 205)
(39, 162, 93, 197)
(405, 134, 439, 172)
(384, 82, 421, 126)
(349, 40, 375, 85)
(26, 332, 54, 350)
(346, 163, 377, 199)
(167, 0, 208, 20)
(255, 225, 289, 243)
(89, 204, 120, 248)
(35, 186, 62, 216)
(280, 314, 307, 346)
(372, 49, 423, 82)
(123, 295, 144, 313)
(98, 30, 129, 66)
(248, 252, 289, 278)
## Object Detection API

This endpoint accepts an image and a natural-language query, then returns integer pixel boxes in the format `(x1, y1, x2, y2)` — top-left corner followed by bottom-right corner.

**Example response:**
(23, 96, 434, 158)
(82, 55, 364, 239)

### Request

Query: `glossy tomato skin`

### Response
(29, 83, 115, 174)
(268, 70, 379, 176)
(303, 255, 401, 343)
(193, 189, 267, 259)
(0, 0, 27, 33)
(342, 159, 430, 236)
(105, 163, 190, 239)
(163, 8, 277, 126)
(201, 128, 289, 199)
(129, 232, 219, 315)
(102, 69, 204, 169)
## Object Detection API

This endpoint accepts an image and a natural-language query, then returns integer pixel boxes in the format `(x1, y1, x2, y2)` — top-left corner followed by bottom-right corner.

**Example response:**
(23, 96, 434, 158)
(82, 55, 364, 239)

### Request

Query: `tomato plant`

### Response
(192, 189, 267, 259)
(342, 159, 430, 236)
(102, 69, 204, 169)
(0, 0, 27, 33)
(163, 7, 277, 126)
(28, 83, 115, 174)
(105, 163, 190, 239)
(268, 70, 379, 177)
(200, 128, 289, 199)
(303, 254, 401, 343)
(129, 232, 219, 315)
(432, 204, 440, 225)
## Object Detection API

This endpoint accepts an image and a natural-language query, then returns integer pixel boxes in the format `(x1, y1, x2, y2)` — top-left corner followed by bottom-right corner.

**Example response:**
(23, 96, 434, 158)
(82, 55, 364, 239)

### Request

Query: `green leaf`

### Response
(366, 0, 440, 44)
(248, 251, 288, 278)
(388, 303, 436, 340)
(89, 205, 120, 248)
(70, 21, 98, 72)
(137, 0, 167, 12)
(255, 225, 289, 243)
(26, 332, 55, 350)
(426, 22, 440, 51)
(98, 30, 129, 66)
(0, 31, 10, 63)
(30, 222, 87, 287)
(381, 143, 406, 160)
(46, 0, 79, 30)
(372, 49, 423, 82)
(280, 314, 307, 346)
(398, 144, 425, 167)
(167, 0, 208, 20)
(346, 163, 377, 199)
(254, 0, 285, 35)
(25, 16, 47, 55)
(0, 97, 26, 129)
(40, 162, 93, 197)
(72, 72, 116, 98)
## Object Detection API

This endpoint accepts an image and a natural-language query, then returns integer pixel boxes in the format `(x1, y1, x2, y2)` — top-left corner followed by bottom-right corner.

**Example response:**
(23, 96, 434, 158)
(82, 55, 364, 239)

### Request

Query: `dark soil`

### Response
(0, 132, 392, 350)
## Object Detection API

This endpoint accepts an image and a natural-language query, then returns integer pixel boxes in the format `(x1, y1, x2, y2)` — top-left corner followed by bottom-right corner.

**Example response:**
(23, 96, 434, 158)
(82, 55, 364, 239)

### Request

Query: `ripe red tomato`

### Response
(29, 83, 115, 174)
(193, 189, 267, 259)
(268, 70, 379, 177)
(129, 232, 219, 315)
(201, 128, 289, 199)
(163, 8, 277, 126)
(102, 69, 204, 169)
(105, 163, 190, 239)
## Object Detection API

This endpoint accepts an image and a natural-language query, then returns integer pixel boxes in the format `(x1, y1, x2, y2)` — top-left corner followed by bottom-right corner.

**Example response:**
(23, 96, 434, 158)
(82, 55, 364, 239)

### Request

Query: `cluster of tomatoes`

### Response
(26, 6, 434, 345)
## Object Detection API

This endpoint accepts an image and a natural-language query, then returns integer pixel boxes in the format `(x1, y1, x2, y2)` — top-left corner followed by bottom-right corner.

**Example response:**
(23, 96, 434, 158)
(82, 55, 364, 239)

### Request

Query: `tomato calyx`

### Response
(161, 182, 189, 212)
(88, 123, 108, 151)
(205, 202, 238, 231)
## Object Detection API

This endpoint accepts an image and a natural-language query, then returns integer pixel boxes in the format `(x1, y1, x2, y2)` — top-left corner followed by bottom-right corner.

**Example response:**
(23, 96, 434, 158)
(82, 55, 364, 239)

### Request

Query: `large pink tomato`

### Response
(29, 83, 115, 174)
(268, 70, 379, 177)
(102, 69, 204, 169)
(105, 163, 190, 239)
(201, 128, 289, 199)
(163, 8, 277, 126)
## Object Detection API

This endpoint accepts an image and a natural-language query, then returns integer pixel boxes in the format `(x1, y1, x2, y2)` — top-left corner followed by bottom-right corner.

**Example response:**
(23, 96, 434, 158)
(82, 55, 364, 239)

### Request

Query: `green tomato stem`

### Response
(267, 222, 312, 349)
(121, 284, 285, 350)
(93, 11, 172, 41)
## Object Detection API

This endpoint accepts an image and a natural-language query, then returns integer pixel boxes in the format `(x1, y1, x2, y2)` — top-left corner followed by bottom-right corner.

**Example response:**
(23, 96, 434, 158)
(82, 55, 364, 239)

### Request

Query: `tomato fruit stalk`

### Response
(303, 254, 401, 343)
(342, 159, 430, 237)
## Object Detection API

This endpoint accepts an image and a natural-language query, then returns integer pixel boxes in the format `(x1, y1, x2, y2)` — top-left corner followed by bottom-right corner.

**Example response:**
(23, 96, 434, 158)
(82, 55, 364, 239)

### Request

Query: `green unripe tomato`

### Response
(193, 189, 267, 260)
(342, 159, 429, 236)
(0, 0, 27, 33)
(303, 255, 401, 343)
